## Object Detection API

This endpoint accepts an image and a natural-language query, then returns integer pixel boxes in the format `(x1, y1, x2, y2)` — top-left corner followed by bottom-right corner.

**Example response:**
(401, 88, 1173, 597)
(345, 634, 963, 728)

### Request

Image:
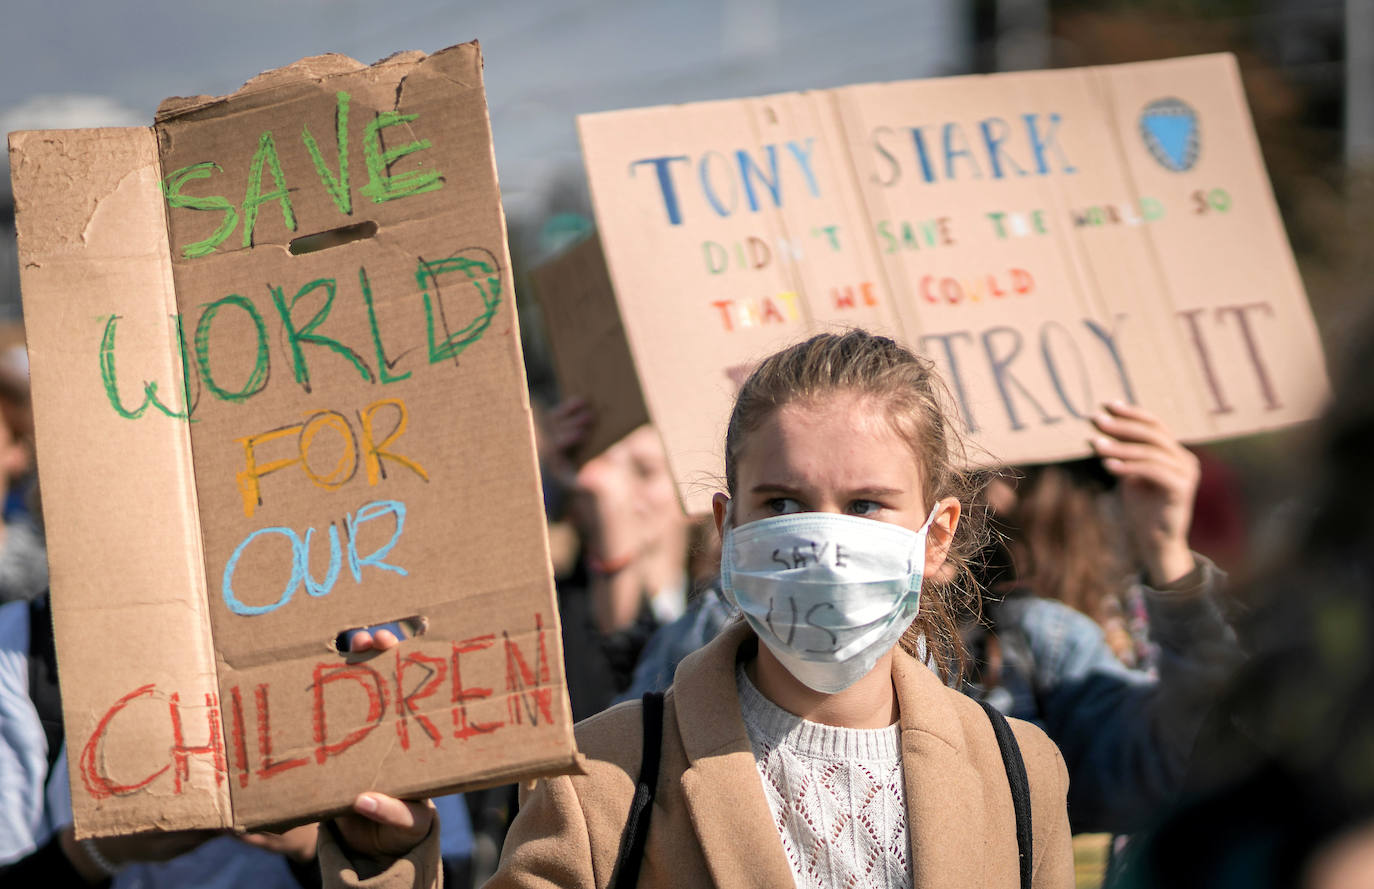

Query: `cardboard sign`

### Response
(529, 234, 649, 463)
(571, 54, 1330, 513)
(10, 42, 577, 837)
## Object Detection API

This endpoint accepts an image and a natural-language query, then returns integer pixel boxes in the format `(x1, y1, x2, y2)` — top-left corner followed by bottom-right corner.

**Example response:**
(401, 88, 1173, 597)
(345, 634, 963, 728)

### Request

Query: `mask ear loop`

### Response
(905, 502, 944, 598)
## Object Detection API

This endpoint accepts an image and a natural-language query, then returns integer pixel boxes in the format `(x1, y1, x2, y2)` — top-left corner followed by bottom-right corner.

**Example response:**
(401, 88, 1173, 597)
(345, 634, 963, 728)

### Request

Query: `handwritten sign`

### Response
(10, 43, 576, 837)
(569, 54, 1329, 513)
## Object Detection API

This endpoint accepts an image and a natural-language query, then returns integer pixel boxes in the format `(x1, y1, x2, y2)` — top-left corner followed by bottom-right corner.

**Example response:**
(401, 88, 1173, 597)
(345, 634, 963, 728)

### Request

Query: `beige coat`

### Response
(323, 621, 1073, 888)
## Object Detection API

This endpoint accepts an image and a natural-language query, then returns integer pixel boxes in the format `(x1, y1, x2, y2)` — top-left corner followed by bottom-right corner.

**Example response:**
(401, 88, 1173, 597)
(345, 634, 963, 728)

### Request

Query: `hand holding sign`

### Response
(1089, 402, 1201, 586)
(329, 630, 434, 865)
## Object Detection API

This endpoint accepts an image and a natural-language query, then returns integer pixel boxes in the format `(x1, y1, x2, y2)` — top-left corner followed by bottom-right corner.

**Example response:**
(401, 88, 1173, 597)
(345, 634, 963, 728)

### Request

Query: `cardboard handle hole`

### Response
(333, 615, 428, 656)
(289, 221, 378, 255)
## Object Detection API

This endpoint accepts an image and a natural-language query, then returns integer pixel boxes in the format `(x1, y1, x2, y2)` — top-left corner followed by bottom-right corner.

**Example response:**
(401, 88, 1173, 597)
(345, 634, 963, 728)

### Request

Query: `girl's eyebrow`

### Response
(750, 483, 806, 496)
(848, 486, 906, 498)
(749, 483, 906, 498)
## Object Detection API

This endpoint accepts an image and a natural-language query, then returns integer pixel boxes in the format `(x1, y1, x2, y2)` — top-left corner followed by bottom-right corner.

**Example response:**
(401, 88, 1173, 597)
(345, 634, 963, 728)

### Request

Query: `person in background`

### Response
(0, 345, 47, 604)
(539, 400, 694, 718)
(1109, 309, 1374, 889)
(459, 403, 700, 885)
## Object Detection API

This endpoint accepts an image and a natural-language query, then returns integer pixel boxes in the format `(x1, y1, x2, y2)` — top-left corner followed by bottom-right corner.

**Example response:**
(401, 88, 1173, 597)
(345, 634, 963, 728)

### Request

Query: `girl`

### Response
(323, 330, 1073, 888)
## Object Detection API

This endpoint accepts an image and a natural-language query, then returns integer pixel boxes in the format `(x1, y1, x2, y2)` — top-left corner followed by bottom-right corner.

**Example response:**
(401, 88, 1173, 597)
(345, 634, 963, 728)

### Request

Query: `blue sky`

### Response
(0, 0, 970, 222)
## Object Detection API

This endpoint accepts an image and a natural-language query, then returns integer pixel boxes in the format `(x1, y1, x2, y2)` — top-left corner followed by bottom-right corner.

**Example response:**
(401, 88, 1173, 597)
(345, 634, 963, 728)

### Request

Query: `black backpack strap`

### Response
(610, 691, 664, 889)
(979, 700, 1032, 889)
(27, 594, 64, 774)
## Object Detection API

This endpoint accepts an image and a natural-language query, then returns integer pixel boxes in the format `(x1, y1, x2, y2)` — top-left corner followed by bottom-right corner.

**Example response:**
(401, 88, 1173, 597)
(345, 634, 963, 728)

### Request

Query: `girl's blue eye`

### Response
(849, 500, 881, 516)
(766, 497, 804, 515)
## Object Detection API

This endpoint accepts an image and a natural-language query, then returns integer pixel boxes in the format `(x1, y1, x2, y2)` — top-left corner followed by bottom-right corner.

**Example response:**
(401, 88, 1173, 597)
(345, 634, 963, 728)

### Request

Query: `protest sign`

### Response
(10, 41, 577, 837)
(529, 234, 649, 462)
(570, 54, 1330, 514)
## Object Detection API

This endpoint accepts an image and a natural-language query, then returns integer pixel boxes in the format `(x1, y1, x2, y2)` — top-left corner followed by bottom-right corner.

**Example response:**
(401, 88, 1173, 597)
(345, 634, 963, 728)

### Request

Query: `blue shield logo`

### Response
(1140, 98, 1200, 172)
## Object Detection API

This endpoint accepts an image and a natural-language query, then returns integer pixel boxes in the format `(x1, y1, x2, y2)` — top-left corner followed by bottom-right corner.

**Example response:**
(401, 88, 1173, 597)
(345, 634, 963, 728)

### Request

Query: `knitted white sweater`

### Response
(737, 666, 912, 889)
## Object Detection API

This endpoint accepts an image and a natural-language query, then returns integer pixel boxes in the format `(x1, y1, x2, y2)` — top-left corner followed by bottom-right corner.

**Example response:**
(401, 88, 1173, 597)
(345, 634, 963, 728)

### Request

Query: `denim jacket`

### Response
(622, 555, 1241, 835)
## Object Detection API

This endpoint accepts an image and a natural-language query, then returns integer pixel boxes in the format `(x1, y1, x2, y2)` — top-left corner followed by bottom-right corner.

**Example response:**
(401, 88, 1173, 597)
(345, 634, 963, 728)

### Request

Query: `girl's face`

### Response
(713, 390, 961, 580)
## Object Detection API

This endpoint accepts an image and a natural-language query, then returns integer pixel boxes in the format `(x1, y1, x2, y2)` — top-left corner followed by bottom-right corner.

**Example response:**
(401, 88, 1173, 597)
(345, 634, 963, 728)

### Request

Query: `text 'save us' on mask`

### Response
(720, 507, 938, 694)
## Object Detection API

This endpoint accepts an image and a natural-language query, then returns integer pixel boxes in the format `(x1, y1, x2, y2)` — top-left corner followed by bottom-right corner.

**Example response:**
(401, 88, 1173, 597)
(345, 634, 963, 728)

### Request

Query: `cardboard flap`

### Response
(530, 234, 650, 464)
(10, 126, 227, 837)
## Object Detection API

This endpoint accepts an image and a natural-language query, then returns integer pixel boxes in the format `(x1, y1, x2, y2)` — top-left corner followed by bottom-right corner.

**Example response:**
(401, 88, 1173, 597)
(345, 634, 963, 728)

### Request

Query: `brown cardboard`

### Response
(9, 41, 578, 838)
(573, 54, 1330, 514)
(529, 233, 649, 463)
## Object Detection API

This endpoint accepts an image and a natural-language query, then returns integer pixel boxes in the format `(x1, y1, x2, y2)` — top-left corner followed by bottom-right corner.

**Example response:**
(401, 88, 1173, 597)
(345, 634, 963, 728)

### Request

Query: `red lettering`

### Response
(921, 276, 937, 304)
(760, 298, 785, 324)
(1012, 268, 1034, 295)
(452, 635, 502, 740)
(256, 683, 309, 779)
(311, 663, 389, 764)
(711, 300, 735, 331)
(168, 692, 226, 793)
(229, 686, 250, 788)
(395, 650, 447, 750)
(79, 684, 170, 799)
(746, 236, 771, 269)
(941, 278, 963, 305)
(833, 286, 856, 309)
(988, 274, 1006, 298)
(504, 614, 554, 726)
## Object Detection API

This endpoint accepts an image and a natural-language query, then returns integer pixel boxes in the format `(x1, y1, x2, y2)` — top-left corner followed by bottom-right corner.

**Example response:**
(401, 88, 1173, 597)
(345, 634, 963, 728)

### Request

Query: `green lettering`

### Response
(303, 91, 352, 216)
(359, 267, 411, 384)
(195, 295, 270, 403)
(271, 278, 373, 390)
(419, 255, 502, 363)
(242, 132, 297, 248)
(362, 112, 442, 204)
(99, 315, 194, 420)
(160, 163, 238, 259)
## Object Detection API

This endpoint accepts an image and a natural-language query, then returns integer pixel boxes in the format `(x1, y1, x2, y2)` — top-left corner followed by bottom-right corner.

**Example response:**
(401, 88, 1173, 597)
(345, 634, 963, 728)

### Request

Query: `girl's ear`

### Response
(923, 496, 962, 579)
(712, 492, 731, 541)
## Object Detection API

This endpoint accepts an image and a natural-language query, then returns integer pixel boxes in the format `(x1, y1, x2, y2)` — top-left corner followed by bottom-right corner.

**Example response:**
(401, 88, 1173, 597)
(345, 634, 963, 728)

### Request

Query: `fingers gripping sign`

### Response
(323, 628, 436, 862)
(1088, 401, 1201, 586)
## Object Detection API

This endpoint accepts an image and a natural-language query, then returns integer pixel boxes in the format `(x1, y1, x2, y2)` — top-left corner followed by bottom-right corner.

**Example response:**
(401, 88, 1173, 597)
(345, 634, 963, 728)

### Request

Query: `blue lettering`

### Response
(784, 138, 820, 198)
(942, 123, 984, 180)
(223, 526, 302, 616)
(222, 499, 409, 617)
(736, 145, 781, 211)
(979, 118, 1027, 179)
(1024, 113, 1076, 175)
(303, 524, 343, 597)
(909, 126, 937, 183)
(346, 499, 408, 581)
(698, 151, 738, 218)
(629, 155, 690, 225)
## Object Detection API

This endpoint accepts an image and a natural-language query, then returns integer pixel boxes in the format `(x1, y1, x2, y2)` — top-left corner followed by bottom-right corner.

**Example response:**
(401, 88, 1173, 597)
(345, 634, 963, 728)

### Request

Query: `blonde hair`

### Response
(723, 329, 982, 681)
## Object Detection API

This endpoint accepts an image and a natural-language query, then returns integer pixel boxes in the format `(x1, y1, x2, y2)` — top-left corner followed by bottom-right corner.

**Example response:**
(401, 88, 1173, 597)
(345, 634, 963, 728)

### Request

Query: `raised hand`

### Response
(1089, 401, 1201, 587)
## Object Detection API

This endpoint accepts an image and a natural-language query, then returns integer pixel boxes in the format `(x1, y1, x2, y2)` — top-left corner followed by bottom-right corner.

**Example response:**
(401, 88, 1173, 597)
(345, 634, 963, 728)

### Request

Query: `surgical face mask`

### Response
(720, 507, 938, 694)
